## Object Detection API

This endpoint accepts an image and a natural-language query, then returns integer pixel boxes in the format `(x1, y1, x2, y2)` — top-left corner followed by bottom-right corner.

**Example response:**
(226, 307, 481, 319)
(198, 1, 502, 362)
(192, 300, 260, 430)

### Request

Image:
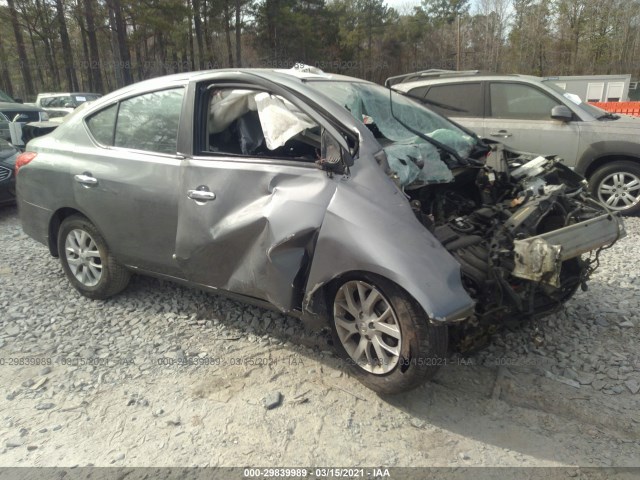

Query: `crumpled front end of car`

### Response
(404, 145, 625, 351)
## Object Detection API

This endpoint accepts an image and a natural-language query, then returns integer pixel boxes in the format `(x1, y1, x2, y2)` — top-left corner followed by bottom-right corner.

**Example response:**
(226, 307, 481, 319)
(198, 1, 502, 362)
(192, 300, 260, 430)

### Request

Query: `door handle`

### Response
(187, 188, 216, 202)
(489, 130, 512, 138)
(74, 173, 98, 186)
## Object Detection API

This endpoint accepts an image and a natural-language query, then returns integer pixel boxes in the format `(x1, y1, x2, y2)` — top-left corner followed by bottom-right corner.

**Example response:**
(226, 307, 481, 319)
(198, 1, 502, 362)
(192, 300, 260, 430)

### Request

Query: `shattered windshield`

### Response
(306, 80, 477, 186)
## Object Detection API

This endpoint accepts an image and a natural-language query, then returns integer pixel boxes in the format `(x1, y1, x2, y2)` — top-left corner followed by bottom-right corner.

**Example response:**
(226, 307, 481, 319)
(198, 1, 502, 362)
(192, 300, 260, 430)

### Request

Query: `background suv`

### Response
(0, 89, 49, 147)
(389, 70, 640, 215)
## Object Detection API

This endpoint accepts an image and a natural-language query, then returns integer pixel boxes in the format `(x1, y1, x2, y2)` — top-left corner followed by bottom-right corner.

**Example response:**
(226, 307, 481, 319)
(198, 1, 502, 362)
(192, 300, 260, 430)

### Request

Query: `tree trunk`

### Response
(34, 0, 61, 90)
(367, 1, 372, 79)
(26, 26, 45, 91)
(157, 32, 167, 75)
(55, 0, 79, 91)
(108, 0, 134, 85)
(108, 4, 124, 88)
(266, 0, 278, 60)
(84, 0, 104, 92)
(187, 0, 195, 70)
(235, 0, 242, 67)
(76, 6, 92, 90)
(172, 49, 180, 74)
(6, 0, 35, 98)
(131, 19, 144, 81)
(0, 35, 15, 97)
(46, 37, 62, 90)
(224, 0, 233, 67)
(202, 0, 215, 67)
(192, 0, 205, 69)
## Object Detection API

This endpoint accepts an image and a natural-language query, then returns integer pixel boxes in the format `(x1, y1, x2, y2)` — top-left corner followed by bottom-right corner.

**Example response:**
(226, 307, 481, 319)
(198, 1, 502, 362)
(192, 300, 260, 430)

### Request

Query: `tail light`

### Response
(15, 151, 37, 176)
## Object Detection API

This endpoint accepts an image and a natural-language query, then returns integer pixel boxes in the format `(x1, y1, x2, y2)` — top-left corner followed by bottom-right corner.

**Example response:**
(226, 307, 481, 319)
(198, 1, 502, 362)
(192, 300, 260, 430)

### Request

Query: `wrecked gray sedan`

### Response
(16, 67, 623, 394)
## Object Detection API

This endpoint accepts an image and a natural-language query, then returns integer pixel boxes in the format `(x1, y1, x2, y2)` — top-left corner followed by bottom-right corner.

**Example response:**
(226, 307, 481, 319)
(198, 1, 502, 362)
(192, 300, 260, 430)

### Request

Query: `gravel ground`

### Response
(1, 205, 639, 470)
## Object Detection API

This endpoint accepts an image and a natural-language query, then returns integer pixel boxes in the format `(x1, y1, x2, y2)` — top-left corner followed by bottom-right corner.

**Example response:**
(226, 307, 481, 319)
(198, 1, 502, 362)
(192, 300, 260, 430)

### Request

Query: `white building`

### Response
(545, 74, 632, 102)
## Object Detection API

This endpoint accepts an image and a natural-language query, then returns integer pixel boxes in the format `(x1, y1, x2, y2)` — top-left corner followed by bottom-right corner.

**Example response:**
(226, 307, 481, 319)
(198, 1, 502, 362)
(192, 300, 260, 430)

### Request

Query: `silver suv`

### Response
(388, 70, 640, 215)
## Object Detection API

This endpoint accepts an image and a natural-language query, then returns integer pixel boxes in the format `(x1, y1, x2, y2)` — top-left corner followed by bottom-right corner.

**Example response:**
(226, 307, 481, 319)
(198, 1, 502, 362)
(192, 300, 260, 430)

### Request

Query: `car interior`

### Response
(206, 88, 321, 161)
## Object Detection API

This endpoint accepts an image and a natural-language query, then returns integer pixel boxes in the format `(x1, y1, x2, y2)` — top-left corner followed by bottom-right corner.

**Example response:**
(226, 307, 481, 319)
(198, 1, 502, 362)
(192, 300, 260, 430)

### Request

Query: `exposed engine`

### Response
(407, 145, 624, 351)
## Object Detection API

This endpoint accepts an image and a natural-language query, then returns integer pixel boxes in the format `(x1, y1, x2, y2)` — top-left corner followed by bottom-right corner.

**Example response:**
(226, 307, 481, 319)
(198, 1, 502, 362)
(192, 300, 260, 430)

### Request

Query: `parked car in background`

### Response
(388, 70, 640, 215)
(0, 91, 49, 148)
(35, 92, 102, 118)
(0, 138, 19, 206)
(0, 101, 48, 125)
(0, 89, 22, 103)
(0, 112, 10, 142)
(16, 67, 623, 394)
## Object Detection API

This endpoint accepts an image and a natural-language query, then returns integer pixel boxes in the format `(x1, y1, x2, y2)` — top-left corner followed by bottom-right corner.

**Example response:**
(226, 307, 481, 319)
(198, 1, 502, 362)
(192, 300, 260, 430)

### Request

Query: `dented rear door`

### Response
(174, 157, 337, 312)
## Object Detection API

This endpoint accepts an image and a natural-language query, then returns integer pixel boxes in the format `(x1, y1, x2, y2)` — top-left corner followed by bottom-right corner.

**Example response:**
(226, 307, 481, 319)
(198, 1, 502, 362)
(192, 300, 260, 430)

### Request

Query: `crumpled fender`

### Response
(303, 168, 475, 325)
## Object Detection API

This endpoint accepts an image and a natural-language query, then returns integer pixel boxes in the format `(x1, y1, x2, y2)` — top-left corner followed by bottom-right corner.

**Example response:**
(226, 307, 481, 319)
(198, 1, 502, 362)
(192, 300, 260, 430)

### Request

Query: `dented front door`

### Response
(174, 158, 337, 311)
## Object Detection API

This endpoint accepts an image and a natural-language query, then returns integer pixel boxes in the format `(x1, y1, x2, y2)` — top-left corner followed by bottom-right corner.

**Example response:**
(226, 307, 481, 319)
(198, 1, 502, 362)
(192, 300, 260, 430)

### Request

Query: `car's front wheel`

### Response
(57, 215, 131, 299)
(589, 160, 640, 215)
(330, 276, 448, 395)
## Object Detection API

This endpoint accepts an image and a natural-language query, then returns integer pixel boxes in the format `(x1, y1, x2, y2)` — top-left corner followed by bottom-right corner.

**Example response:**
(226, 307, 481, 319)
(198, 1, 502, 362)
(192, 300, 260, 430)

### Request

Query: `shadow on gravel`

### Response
(0, 204, 18, 219)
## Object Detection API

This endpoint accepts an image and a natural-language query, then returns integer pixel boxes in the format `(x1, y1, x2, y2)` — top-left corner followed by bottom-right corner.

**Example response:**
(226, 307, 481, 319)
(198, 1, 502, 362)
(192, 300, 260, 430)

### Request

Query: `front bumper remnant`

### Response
(512, 214, 625, 287)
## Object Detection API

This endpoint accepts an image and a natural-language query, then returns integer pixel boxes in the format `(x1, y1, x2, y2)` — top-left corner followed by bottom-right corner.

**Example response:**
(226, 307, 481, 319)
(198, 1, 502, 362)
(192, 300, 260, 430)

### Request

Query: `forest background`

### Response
(1, 0, 638, 100)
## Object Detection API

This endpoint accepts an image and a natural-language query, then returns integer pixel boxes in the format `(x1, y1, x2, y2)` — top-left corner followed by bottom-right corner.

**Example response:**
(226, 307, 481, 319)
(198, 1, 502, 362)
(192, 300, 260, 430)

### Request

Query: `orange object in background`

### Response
(589, 101, 640, 116)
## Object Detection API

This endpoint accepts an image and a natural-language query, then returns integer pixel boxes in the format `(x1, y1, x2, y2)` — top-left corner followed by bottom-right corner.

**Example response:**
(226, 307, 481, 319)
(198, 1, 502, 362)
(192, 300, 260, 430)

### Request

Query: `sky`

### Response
(384, 0, 421, 14)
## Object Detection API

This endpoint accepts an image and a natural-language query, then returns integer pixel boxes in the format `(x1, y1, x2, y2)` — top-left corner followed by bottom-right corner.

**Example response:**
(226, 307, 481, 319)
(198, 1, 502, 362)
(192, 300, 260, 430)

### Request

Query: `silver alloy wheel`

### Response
(64, 228, 103, 287)
(597, 171, 640, 211)
(333, 280, 402, 374)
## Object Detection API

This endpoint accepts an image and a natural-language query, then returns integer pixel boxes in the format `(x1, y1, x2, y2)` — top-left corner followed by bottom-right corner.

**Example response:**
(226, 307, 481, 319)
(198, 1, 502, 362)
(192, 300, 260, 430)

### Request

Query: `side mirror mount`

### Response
(551, 105, 573, 122)
(319, 128, 353, 175)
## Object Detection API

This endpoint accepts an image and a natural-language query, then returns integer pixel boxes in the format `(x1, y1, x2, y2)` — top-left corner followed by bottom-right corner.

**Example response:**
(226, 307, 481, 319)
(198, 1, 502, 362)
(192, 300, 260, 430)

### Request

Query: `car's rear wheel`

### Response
(57, 215, 131, 299)
(589, 161, 640, 215)
(330, 276, 448, 395)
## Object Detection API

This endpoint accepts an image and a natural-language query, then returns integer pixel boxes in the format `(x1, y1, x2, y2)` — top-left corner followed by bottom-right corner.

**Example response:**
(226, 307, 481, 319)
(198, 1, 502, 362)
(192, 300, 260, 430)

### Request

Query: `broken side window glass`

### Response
(207, 88, 320, 161)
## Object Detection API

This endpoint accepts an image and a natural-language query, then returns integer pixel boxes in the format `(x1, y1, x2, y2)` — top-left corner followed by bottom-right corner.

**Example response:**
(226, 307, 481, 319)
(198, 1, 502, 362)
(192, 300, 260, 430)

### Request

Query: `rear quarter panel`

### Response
(17, 137, 77, 248)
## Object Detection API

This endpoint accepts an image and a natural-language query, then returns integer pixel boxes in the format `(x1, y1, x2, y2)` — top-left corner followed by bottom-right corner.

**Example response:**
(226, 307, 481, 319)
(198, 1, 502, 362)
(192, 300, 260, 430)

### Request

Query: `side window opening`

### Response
(206, 88, 321, 161)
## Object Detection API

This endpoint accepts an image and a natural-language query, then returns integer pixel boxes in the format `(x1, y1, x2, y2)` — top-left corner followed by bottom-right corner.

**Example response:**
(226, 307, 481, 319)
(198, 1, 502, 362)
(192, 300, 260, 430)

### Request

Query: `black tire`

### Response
(57, 215, 131, 299)
(329, 274, 448, 395)
(589, 160, 640, 216)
